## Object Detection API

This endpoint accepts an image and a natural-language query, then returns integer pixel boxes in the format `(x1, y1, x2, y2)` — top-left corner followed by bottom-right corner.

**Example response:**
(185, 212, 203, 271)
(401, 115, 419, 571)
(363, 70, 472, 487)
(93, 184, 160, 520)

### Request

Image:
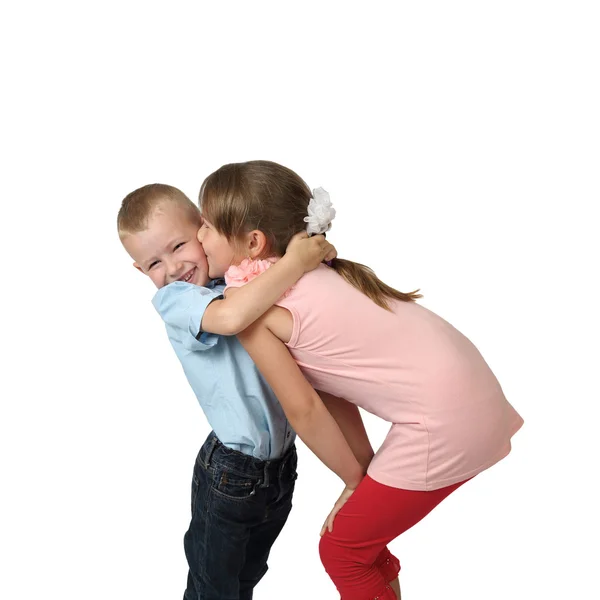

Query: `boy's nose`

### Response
(167, 260, 183, 280)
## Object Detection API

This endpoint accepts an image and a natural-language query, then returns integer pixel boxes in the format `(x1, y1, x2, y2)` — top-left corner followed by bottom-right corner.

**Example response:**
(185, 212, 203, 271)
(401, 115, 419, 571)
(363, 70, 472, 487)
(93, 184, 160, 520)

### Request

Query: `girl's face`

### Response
(197, 217, 245, 279)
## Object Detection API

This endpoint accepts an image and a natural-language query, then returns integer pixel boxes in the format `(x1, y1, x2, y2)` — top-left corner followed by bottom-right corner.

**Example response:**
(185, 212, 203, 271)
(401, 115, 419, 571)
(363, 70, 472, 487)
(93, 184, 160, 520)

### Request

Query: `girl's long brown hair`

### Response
(200, 160, 421, 310)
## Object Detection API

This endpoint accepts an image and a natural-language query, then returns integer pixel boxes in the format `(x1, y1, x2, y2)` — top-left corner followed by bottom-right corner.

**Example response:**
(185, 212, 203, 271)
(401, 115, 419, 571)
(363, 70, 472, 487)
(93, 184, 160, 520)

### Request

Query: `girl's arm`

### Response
(201, 233, 335, 336)
(318, 392, 374, 474)
(237, 319, 364, 489)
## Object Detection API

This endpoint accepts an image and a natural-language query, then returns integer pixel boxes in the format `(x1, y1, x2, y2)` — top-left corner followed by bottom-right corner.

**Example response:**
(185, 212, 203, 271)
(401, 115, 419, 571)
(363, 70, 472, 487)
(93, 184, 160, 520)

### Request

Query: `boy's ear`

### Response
(247, 230, 268, 258)
(133, 262, 144, 274)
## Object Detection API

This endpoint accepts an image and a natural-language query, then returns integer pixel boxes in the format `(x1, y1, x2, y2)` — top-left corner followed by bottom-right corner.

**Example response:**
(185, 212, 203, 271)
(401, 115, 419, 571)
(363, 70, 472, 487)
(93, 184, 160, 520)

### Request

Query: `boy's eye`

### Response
(148, 260, 159, 270)
(174, 242, 185, 250)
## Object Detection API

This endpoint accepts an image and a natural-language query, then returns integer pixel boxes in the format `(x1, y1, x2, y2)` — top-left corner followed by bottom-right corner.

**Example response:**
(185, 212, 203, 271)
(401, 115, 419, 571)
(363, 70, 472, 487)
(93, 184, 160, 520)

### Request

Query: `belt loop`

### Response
(273, 455, 289, 503)
(261, 461, 270, 488)
(278, 454, 286, 481)
(205, 435, 219, 468)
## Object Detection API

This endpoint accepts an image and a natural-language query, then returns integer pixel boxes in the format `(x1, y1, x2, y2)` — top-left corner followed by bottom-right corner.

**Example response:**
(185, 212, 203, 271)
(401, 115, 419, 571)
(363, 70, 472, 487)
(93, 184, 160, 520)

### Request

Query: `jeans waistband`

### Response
(199, 431, 296, 479)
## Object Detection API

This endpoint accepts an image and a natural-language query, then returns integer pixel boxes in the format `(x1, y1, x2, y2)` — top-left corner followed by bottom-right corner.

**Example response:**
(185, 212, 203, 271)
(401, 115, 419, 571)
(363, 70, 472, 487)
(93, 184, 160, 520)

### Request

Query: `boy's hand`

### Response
(286, 232, 337, 273)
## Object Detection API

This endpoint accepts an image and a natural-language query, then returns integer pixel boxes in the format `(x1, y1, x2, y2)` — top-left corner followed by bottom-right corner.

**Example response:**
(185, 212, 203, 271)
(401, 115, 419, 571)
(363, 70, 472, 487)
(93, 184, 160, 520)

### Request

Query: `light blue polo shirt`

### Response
(152, 280, 295, 460)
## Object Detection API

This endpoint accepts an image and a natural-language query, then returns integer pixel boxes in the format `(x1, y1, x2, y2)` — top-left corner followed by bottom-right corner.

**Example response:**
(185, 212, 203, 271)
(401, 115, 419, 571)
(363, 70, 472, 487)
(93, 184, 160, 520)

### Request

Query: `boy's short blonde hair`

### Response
(117, 183, 201, 239)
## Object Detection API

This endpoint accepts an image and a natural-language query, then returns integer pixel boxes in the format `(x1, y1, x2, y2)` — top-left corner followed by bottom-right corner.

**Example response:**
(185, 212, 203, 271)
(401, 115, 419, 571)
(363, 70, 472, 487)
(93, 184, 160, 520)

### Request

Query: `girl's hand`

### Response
(286, 232, 337, 273)
(320, 485, 356, 536)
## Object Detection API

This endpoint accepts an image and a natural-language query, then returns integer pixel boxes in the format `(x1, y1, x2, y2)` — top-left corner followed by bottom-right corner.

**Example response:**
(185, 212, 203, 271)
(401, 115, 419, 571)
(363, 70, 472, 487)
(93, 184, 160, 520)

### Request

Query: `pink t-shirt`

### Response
(273, 265, 523, 491)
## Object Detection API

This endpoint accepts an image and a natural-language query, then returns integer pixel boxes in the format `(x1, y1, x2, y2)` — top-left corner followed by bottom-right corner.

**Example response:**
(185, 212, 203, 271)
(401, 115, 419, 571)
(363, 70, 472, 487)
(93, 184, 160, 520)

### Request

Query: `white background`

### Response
(1, 1, 598, 598)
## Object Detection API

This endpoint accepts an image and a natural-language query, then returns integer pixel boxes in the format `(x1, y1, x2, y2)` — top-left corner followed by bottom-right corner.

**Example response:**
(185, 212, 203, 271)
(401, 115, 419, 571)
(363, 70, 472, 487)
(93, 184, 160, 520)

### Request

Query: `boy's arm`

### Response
(152, 283, 224, 352)
(201, 233, 335, 336)
(318, 392, 374, 474)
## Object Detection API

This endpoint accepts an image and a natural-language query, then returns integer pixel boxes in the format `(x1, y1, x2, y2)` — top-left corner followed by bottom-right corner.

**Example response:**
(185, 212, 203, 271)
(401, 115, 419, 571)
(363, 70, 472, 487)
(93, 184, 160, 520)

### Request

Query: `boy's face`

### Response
(123, 203, 210, 289)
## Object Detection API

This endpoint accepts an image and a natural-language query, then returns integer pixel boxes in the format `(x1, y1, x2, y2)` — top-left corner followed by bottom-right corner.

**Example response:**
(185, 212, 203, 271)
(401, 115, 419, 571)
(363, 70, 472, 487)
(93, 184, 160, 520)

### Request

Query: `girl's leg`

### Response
(319, 475, 467, 600)
(374, 547, 401, 598)
(388, 577, 401, 599)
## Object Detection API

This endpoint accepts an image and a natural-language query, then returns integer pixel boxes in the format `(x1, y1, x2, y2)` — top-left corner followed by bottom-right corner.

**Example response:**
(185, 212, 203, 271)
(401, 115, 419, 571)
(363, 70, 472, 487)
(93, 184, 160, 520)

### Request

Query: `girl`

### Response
(197, 160, 523, 600)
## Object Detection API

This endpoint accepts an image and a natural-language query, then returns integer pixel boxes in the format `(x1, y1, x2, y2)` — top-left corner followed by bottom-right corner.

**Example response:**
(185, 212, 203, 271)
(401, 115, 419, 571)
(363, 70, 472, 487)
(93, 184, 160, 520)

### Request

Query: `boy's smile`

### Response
(122, 202, 210, 289)
(180, 267, 197, 283)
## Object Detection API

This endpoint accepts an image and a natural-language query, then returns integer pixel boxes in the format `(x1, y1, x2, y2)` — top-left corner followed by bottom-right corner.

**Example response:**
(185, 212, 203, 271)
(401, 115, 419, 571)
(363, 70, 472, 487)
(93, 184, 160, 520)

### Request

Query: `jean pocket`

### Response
(211, 468, 259, 501)
(191, 459, 211, 513)
(191, 474, 200, 512)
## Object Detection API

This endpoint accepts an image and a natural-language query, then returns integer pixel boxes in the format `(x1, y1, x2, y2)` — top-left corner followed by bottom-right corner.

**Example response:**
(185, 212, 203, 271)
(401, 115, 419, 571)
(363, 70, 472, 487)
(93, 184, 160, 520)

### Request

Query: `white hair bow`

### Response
(304, 187, 336, 235)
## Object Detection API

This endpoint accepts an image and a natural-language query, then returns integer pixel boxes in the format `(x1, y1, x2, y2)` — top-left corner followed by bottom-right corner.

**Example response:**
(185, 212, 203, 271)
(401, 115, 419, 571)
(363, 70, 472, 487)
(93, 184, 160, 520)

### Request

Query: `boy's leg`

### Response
(183, 433, 266, 600)
(237, 499, 292, 599)
(238, 447, 297, 600)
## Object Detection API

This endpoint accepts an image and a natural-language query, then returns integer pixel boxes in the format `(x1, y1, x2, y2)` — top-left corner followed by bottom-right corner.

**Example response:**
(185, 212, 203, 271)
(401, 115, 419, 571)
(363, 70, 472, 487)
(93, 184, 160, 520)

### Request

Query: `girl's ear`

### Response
(246, 229, 269, 259)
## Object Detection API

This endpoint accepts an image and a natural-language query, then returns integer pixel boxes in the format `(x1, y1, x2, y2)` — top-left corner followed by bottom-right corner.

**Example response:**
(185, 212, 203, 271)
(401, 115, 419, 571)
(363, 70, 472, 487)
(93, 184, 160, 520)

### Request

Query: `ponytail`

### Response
(200, 160, 422, 309)
(329, 258, 422, 311)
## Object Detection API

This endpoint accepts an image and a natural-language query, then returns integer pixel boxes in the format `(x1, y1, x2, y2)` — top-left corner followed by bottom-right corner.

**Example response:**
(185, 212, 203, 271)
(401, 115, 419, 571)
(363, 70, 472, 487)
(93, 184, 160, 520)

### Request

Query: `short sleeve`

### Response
(152, 281, 223, 351)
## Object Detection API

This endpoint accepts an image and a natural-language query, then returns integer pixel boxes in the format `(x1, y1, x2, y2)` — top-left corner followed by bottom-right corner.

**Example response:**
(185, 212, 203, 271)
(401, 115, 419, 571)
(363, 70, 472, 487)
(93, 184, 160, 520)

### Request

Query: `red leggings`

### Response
(319, 475, 468, 600)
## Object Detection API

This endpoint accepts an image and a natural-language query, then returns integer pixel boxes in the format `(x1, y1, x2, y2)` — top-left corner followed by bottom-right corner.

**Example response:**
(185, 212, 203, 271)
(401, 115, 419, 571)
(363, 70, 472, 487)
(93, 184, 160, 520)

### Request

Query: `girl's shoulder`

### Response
(285, 263, 366, 306)
(294, 263, 346, 291)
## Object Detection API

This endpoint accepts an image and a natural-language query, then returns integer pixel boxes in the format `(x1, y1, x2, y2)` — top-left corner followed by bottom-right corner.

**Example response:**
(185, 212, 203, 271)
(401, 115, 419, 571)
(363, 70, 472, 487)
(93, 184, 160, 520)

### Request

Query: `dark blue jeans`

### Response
(183, 432, 297, 600)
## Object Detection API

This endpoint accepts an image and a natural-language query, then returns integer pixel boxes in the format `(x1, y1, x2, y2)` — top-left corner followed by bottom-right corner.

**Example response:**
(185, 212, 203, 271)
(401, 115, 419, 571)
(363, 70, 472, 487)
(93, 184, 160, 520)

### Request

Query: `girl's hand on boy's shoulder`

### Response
(286, 231, 337, 273)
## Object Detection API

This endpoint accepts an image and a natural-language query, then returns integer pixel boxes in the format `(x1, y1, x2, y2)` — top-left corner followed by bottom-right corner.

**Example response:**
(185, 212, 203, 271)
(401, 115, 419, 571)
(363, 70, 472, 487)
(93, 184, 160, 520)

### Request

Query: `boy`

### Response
(117, 183, 335, 599)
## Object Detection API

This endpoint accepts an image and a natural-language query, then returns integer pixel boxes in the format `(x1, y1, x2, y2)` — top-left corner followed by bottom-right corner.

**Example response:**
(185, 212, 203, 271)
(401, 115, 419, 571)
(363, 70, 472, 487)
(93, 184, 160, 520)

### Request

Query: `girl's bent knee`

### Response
(318, 533, 337, 569)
